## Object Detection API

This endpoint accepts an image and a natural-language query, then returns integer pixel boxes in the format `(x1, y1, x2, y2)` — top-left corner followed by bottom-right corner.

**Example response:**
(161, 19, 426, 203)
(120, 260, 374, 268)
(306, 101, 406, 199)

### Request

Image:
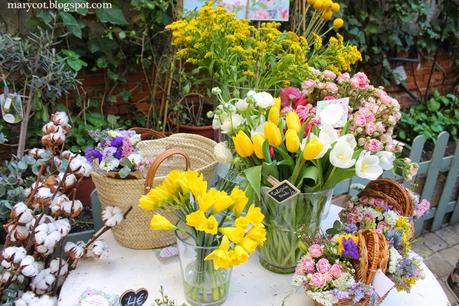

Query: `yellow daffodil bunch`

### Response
(139, 170, 266, 270)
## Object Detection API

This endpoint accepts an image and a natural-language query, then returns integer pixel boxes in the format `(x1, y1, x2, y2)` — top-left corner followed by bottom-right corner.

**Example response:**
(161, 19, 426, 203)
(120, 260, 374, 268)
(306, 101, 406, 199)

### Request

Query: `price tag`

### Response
(316, 97, 349, 128)
(267, 180, 300, 204)
(372, 269, 395, 297)
(120, 288, 148, 306)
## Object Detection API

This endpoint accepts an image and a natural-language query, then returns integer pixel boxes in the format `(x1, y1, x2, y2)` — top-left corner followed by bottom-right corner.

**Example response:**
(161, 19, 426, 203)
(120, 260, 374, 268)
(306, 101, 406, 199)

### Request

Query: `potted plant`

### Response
(168, 93, 216, 140)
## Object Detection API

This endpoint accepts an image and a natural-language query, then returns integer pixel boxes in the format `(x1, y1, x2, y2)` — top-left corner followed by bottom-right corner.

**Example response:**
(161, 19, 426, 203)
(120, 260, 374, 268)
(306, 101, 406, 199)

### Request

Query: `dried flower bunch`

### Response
(0, 112, 129, 305)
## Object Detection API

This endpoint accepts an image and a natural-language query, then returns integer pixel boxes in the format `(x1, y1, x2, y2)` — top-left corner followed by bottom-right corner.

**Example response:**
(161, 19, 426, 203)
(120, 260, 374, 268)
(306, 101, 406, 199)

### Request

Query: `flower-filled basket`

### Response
(91, 133, 218, 249)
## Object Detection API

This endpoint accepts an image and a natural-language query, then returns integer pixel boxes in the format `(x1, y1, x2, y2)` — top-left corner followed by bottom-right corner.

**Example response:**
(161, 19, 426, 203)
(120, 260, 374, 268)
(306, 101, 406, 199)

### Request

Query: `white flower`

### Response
(355, 151, 383, 180)
(102, 206, 124, 227)
(235, 99, 249, 111)
(254, 92, 274, 109)
(336, 134, 357, 149)
(212, 117, 221, 130)
(318, 103, 345, 127)
(376, 151, 395, 170)
(291, 274, 307, 286)
(20, 256, 38, 277)
(99, 157, 120, 171)
(246, 90, 256, 97)
(49, 258, 68, 276)
(388, 247, 402, 274)
(330, 141, 356, 169)
(214, 142, 233, 164)
(308, 291, 339, 306)
(88, 240, 108, 259)
(319, 125, 339, 146)
(383, 210, 398, 227)
(31, 269, 55, 294)
(331, 272, 355, 291)
(127, 153, 142, 166)
(64, 241, 84, 260)
(220, 114, 244, 134)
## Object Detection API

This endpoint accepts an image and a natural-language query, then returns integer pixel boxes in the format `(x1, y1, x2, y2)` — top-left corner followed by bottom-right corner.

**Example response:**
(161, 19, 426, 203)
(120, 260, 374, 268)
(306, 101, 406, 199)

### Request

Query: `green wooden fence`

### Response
(71, 132, 459, 241)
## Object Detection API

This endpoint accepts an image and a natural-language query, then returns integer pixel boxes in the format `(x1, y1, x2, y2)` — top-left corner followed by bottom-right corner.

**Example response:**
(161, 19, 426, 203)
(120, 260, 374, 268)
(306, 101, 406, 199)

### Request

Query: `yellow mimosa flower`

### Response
(252, 134, 266, 160)
(239, 237, 258, 253)
(285, 129, 300, 153)
(230, 187, 248, 215)
(150, 214, 176, 231)
(333, 18, 344, 29)
(246, 204, 265, 226)
(229, 245, 249, 265)
(233, 130, 254, 157)
(220, 227, 245, 243)
(268, 106, 280, 125)
(246, 224, 267, 245)
(303, 138, 325, 160)
(264, 122, 282, 146)
(286, 112, 301, 132)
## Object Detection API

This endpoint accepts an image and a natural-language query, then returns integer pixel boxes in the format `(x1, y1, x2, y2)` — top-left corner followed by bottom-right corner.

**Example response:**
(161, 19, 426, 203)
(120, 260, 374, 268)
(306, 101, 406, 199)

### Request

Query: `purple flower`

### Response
(114, 147, 123, 159)
(111, 136, 123, 147)
(342, 237, 359, 260)
(344, 224, 358, 233)
(331, 289, 349, 300)
(85, 147, 102, 162)
(385, 230, 403, 249)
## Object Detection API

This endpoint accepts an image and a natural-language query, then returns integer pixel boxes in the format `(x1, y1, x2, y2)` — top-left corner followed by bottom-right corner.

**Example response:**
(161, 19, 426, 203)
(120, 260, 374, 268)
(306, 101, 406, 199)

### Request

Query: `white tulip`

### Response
(336, 134, 357, 149)
(355, 151, 383, 180)
(254, 92, 274, 109)
(318, 125, 339, 146)
(330, 141, 356, 169)
(214, 142, 233, 164)
(235, 99, 249, 111)
(376, 151, 395, 170)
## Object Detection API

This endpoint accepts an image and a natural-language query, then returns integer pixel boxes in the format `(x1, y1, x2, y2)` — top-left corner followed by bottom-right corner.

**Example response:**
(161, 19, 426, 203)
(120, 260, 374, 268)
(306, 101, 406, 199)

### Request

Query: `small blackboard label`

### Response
(120, 288, 148, 306)
(267, 180, 300, 203)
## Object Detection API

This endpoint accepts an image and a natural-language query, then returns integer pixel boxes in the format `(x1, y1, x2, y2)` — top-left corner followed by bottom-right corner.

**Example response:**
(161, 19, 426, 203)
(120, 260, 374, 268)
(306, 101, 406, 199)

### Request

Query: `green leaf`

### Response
(96, 7, 128, 25)
(244, 165, 262, 200)
(298, 166, 319, 187)
(59, 12, 83, 38)
(57, 0, 89, 15)
(323, 168, 355, 190)
(427, 99, 441, 112)
(119, 166, 131, 178)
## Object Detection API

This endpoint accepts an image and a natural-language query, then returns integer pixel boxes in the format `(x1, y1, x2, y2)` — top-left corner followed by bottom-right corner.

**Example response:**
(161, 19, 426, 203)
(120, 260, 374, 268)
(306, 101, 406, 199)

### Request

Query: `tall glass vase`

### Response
(176, 233, 232, 306)
(258, 187, 333, 274)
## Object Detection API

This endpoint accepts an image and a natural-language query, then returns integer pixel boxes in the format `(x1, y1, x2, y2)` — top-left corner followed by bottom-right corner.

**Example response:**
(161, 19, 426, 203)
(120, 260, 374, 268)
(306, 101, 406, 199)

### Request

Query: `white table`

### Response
(59, 206, 450, 306)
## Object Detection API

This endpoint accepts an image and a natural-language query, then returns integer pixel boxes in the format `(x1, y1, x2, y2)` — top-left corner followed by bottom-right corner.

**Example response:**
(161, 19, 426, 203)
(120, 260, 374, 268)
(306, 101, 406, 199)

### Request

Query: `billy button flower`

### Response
(333, 18, 344, 29)
(285, 129, 300, 153)
(252, 134, 266, 159)
(264, 121, 282, 146)
(233, 130, 253, 157)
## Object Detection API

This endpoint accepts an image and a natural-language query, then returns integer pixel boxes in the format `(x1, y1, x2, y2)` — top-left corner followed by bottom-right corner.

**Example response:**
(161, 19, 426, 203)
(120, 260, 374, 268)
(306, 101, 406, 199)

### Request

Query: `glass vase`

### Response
(176, 232, 232, 306)
(258, 187, 333, 274)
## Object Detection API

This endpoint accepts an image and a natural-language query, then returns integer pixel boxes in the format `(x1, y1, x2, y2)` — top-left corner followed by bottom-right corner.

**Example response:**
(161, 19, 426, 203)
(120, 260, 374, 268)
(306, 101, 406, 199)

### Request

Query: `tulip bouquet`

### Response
(211, 69, 418, 273)
(138, 170, 266, 305)
(85, 130, 149, 179)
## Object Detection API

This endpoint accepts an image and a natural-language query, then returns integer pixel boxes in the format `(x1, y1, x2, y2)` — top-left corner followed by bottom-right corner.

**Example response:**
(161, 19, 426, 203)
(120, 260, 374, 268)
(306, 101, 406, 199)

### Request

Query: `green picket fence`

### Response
(70, 132, 458, 241)
(335, 131, 459, 236)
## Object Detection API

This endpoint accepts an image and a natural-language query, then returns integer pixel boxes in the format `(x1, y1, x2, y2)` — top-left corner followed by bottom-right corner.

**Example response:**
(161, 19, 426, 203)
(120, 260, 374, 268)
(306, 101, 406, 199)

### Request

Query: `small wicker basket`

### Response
(92, 133, 218, 249)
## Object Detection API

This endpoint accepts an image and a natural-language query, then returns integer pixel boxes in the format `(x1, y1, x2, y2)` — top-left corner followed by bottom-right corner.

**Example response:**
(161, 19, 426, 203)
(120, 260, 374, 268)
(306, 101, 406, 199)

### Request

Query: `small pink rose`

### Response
(316, 258, 331, 273)
(310, 272, 326, 288)
(308, 244, 323, 258)
(330, 264, 342, 278)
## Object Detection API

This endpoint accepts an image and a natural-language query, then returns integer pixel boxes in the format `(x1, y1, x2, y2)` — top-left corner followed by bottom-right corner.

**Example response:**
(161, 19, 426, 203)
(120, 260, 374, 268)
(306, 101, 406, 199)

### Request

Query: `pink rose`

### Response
(296, 256, 316, 274)
(414, 199, 430, 218)
(310, 272, 326, 288)
(323, 70, 337, 80)
(280, 87, 302, 108)
(302, 80, 316, 90)
(329, 264, 342, 278)
(350, 72, 370, 89)
(355, 115, 366, 127)
(296, 105, 311, 122)
(337, 72, 350, 82)
(377, 221, 389, 231)
(316, 258, 331, 273)
(364, 139, 383, 153)
(308, 244, 323, 258)
(325, 82, 338, 94)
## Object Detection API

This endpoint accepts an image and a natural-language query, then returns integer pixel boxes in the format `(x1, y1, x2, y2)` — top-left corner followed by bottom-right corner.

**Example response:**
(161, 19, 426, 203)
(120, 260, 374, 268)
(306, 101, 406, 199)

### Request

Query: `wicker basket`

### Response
(92, 133, 218, 249)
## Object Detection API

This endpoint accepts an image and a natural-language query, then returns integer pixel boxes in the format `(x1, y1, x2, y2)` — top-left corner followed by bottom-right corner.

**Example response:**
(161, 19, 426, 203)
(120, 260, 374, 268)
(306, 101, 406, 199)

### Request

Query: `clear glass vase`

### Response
(176, 232, 232, 306)
(258, 187, 333, 274)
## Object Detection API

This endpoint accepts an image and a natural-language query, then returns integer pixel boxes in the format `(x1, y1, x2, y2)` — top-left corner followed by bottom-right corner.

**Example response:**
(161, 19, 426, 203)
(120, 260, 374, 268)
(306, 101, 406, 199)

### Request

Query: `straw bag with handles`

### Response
(92, 133, 218, 249)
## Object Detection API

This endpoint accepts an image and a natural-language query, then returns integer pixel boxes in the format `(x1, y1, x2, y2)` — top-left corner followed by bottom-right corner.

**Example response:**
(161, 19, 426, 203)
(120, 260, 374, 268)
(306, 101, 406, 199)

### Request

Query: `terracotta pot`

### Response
(169, 117, 216, 140)
(75, 176, 96, 207)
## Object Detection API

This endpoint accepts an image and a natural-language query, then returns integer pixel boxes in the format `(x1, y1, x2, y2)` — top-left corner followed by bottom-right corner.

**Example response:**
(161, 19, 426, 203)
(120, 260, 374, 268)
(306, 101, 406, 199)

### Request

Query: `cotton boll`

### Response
(43, 231, 62, 249)
(34, 224, 49, 245)
(53, 219, 71, 236)
(49, 258, 68, 276)
(58, 173, 77, 191)
(20, 256, 38, 277)
(2, 246, 27, 264)
(61, 200, 83, 218)
(51, 112, 69, 126)
(1, 271, 12, 283)
(42, 122, 58, 135)
(64, 241, 84, 260)
(29, 148, 45, 160)
(35, 187, 53, 202)
(89, 240, 108, 259)
(1, 259, 11, 269)
(102, 206, 124, 227)
(60, 150, 75, 161)
(37, 295, 58, 306)
(31, 269, 55, 294)
(69, 155, 92, 177)
(12, 225, 30, 242)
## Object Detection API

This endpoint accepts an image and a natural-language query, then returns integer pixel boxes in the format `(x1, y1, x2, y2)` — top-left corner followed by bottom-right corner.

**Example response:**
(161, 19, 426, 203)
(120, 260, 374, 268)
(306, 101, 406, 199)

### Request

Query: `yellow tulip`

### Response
(220, 227, 245, 243)
(252, 134, 266, 160)
(285, 129, 300, 153)
(246, 224, 267, 246)
(239, 237, 258, 253)
(150, 214, 176, 231)
(264, 122, 282, 146)
(333, 18, 344, 29)
(303, 138, 325, 160)
(231, 187, 248, 215)
(323, 10, 333, 20)
(286, 112, 301, 132)
(232, 130, 253, 158)
(273, 97, 281, 109)
(331, 2, 340, 12)
(268, 106, 280, 125)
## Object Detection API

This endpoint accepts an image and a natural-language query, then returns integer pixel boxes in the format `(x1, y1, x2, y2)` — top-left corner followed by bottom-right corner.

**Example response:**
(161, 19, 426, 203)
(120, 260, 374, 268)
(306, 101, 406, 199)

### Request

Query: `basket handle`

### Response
(129, 127, 166, 140)
(144, 148, 191, 194)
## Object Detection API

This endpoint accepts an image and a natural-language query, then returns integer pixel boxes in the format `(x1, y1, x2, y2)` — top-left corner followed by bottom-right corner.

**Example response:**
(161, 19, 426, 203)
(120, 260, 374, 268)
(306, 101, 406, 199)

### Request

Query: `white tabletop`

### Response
(59, 205, 450, 306)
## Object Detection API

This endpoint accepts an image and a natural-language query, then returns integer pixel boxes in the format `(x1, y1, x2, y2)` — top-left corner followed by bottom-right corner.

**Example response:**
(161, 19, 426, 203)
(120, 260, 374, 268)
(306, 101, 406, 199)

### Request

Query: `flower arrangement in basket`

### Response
(210, 69, 419, 273)
(139, 170, 266, 306)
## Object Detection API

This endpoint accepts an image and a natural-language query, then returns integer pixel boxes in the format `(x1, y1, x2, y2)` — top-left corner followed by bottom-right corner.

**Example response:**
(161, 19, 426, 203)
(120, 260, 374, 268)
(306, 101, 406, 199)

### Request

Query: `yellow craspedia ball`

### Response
(331, 2, 340, 13)
(322, 0, 333, 9)
(307, 0, 316, 5)
(313, 0, 323, 9)
(323, 10, 333, 20)
(333, 18, 344, 29)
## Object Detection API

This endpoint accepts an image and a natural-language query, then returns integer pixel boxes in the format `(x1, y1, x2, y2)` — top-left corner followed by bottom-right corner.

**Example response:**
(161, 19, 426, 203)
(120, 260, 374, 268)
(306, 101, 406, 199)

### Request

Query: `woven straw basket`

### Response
(92, 133, 218, 249)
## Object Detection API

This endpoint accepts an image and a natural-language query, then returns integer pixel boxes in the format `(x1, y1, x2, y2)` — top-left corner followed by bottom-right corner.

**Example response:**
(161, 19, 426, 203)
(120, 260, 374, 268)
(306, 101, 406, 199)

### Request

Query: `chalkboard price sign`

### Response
(267, 180, 300, 203)
(120, 288, 148, 306)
